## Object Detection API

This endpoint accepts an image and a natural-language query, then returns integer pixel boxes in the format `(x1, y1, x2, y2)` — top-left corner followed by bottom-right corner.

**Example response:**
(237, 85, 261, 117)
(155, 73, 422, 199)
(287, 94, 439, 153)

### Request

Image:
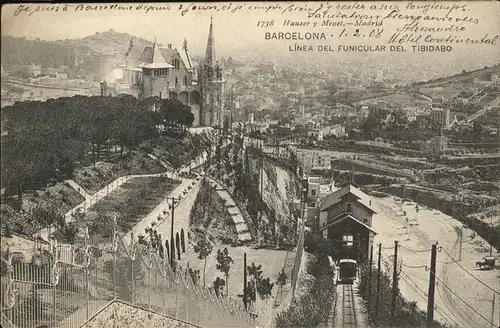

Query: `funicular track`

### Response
(341, 284, 357, 328)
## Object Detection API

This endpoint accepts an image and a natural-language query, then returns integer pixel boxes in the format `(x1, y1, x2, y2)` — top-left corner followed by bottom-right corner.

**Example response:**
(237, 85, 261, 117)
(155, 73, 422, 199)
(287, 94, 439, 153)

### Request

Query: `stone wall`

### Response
(82, 301, 199, 328)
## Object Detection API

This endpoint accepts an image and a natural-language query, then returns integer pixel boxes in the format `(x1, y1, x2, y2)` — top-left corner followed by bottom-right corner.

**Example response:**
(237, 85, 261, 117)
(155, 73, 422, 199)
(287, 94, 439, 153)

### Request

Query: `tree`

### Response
(193, 237, 213, 286)
(188, 267, 200, 285)
(175, 232, 181, 260)
(257, 277, 274, 299)
(247, 262, 274, 299)
(277, 268, 287, 294)
(215, 247, 233, 296)
(212, 277, 225, 297)
(247, 262, 263, 281)
(53, 222, 79, 244)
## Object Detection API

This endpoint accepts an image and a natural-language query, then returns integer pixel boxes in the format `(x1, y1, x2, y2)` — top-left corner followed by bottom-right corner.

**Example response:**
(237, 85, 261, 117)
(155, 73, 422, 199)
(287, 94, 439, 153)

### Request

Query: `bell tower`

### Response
(200, 18, 224, 127)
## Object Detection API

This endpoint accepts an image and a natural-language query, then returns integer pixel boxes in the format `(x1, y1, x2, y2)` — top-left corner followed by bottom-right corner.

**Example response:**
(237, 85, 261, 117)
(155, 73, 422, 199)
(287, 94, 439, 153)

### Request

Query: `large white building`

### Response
(105, 20, 225, 127)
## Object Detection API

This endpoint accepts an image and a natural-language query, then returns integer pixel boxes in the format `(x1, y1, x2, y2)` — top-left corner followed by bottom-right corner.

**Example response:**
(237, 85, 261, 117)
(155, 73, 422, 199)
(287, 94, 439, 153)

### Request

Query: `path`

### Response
(207, 178, 252, 242)
(65, 179, 90, 198)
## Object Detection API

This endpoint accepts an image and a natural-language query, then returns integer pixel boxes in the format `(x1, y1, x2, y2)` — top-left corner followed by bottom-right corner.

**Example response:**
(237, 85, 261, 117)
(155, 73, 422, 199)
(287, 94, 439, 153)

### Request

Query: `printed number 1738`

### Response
(257, 20, 274, 27)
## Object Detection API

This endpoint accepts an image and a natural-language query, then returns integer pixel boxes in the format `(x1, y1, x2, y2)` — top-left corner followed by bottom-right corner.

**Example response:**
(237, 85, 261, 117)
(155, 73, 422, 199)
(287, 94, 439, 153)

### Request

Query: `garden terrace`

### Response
(142, 132, 211, 169)
(72, 150, 165, 194)
(88, 176, 180, 235)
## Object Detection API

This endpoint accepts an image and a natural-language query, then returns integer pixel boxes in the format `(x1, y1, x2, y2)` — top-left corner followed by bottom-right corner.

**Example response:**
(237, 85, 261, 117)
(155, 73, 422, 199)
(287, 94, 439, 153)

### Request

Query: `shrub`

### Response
(276, 257, 335, 328)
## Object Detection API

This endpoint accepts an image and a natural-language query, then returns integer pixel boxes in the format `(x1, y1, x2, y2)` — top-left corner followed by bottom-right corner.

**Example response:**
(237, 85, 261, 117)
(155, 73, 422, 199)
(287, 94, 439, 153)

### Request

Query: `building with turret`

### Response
(109, 19, 224, 127)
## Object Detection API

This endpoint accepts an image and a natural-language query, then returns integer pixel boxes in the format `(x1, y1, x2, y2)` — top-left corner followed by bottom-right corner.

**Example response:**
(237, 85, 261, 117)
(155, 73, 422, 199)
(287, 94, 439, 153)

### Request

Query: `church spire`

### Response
(204, 17, 216, 67)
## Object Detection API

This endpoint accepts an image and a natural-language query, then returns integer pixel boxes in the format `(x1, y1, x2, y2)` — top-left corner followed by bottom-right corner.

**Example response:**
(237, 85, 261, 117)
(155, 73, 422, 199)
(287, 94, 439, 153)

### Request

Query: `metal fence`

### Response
(1, 230, 255, 328)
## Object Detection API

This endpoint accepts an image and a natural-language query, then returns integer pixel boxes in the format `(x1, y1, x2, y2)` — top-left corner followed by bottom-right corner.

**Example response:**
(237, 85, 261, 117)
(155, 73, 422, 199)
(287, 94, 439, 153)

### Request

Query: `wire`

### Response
(439, 247, 500, 295)
(401, 262, 427, 269)
(431, 271, 496, 326)
(398, 272, 457, 328)
(436, 282, 469, 328)
(399, 244, 433, 253)
(400, 270, 461, 327)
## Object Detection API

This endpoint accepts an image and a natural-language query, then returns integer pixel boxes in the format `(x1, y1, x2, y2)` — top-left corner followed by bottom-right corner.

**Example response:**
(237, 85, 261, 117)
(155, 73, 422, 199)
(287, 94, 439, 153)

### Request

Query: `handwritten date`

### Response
(340, 28, 384, 38)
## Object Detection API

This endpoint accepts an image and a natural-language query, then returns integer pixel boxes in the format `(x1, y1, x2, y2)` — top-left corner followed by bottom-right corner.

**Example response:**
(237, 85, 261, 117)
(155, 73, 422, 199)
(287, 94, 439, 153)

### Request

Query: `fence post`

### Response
(149, 247, 152, 309)
(376, 243, 381, 319)
(84, 227, 90, 321)
(112, 215, 118, 300)
(51, 240, 58, 328)
(131, 232, 135, 305)
(368, 245, 373, 302)
(243, 252, 247, 311)
(163, 256, 167, 314)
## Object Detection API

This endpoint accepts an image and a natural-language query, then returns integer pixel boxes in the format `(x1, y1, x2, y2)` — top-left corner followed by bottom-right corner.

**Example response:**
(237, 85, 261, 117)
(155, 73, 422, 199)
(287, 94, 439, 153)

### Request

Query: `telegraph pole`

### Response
(376, 243, 382, 318)
(368, 245, 373, 302)
(391, 240, 399, 322)
(426, 243, 438, 327)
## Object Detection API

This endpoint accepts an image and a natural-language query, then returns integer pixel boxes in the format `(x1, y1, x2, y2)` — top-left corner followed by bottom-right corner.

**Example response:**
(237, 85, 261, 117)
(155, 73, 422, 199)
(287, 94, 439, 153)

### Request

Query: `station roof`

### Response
(319, 212, 377, 234)
(320, 183, 377, 214)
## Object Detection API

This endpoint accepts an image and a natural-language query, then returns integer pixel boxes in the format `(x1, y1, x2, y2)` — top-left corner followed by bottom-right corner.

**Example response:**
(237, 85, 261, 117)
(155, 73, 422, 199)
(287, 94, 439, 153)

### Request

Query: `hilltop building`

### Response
(108, 19, 225, 127)
(430, 108, 451, 129)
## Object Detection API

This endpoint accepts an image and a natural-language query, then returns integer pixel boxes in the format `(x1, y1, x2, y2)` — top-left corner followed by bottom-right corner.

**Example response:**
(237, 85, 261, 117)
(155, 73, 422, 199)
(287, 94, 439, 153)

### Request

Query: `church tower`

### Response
(200, 18, 224, 127)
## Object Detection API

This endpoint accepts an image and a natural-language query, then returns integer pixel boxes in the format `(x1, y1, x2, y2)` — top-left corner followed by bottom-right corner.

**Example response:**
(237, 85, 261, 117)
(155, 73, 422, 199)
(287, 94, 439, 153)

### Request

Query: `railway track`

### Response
(341, 284, 357, 328)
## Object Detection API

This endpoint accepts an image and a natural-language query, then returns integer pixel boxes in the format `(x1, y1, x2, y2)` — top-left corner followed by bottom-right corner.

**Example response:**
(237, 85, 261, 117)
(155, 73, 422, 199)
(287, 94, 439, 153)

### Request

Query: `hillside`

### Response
(1, 30, 151, 79)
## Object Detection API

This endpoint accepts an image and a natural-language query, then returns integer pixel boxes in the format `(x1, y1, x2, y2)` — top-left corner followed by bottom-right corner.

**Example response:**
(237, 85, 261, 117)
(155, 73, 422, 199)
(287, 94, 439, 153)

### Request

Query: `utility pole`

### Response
(391, 240, 399, 322)
(368, 245, 373, 302)
(426, 243, 437, 327)
(243, 252, 248, 310)
(376, 243, 381, 318)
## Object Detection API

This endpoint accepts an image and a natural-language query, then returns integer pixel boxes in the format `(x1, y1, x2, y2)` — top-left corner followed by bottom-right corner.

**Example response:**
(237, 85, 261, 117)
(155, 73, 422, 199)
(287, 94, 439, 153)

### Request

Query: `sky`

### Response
(2, 1, 500, 66)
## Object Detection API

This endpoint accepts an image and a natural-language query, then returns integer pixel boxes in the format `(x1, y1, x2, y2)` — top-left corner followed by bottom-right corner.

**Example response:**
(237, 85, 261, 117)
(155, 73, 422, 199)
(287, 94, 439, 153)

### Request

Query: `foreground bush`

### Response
(275, 255, 335, 328)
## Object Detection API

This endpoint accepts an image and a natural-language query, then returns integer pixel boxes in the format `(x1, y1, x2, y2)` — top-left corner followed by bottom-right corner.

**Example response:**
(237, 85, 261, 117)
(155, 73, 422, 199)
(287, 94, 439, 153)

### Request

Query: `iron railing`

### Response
(1, 229, 255, 328)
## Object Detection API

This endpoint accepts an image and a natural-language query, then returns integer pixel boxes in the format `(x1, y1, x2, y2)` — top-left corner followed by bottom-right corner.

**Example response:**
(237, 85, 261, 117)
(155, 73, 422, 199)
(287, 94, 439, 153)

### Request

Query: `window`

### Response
(342, 234, 354, 247)
(175, 76, 178, 86)
(308, 202, 316, 208)
(311, 189, 316, 196)
(363, 218, 368, 224)
(346, 203, 352, 212)
(183, 75, 188, 85)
